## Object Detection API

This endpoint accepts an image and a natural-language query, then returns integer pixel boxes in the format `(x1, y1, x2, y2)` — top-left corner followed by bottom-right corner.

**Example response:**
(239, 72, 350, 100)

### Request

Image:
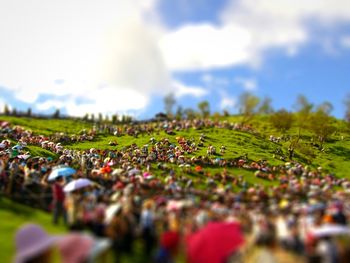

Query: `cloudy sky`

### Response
(0, 0, 350, 118)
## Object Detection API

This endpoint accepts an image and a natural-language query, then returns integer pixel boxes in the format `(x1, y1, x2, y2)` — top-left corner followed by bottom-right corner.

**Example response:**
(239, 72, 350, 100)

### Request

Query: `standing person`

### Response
(52, 176, 67, 225)
(140, 200, 156, 258)
(7, 157, 21, 197)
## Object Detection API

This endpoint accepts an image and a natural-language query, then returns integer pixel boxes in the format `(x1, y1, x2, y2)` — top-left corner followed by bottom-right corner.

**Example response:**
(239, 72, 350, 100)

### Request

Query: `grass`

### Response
(1, 114, 349, 262)
(0, 197, 66, 263)
(0, 115, 92, 136)
(2, 114, 349, 179)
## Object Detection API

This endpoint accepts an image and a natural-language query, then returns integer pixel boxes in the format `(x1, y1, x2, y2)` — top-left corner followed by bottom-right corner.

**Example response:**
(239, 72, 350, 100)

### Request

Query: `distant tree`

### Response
(12, 108, 17, 116)
(98, 113, 103, 123)
(270, 109, 294, 133)
(91, 114, 95, 122)
(112, 114, 118, 124)
(82, 113, 89, 121)
(258, 97, 274, 114)
(288, 95, 314, 159)
(223, 109, 230, 117)
(317, 101, 333, 115)
(184, 108, 196, 120)
(105, 114, 109, 122)
(344, 94, 350, 123)
(27, 108, 32, 117)
(175, 106, 184, 120)
(237, 92, 260, 124)
(4, 104, 10, 115)
(212, 112, 221, 121)
(310, 102, 336, 147)
(53, 109, 60, 118)
(164, 93, 176, 117)
(198, 101, 210, 118)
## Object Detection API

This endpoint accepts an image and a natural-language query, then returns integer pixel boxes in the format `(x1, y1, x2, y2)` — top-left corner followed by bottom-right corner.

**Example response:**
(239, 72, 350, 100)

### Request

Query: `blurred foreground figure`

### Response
(14, 223, 111, 263)
(14, 224, 59, 263)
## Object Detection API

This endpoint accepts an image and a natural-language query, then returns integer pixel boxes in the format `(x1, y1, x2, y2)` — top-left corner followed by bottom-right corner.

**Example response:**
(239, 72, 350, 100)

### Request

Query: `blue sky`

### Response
(0, 0, 349, 119)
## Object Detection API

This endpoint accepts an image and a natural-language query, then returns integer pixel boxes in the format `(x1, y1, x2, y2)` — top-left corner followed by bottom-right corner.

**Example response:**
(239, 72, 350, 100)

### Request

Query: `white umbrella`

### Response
(128, 168, 140, 176)
(17, 154, 31, 160)
(63, 178, 92, 192)
(311, 224, 350, 238)
(112, 168, 124, 176)
(105, 203, 121, 223)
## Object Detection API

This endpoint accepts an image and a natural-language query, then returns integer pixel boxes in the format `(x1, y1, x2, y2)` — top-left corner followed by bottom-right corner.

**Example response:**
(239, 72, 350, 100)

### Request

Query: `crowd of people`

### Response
(1, 119, 350, 263)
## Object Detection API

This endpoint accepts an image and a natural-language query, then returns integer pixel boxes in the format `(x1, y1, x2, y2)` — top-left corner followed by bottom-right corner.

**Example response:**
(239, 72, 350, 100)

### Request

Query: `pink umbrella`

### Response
(186, 222, 244, 263)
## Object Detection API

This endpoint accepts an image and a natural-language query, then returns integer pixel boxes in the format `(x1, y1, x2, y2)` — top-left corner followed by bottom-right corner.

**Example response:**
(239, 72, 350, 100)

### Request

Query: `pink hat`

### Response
(15, 224, 59, 263)
(57, 234, 94, 263)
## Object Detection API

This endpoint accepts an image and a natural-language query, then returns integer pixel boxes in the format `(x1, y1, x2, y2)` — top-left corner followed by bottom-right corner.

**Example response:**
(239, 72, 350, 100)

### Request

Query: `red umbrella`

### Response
(186, 222, 244, 263)
(195, 166, 202, 172)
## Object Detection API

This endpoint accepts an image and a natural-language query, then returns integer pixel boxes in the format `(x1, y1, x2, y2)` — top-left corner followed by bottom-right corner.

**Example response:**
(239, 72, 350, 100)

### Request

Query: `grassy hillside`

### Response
(1, 115, 349, 179)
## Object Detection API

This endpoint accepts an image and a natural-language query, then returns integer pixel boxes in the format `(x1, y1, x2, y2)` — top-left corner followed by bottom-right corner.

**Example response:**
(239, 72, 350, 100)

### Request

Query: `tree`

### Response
(237, 92, 260, 124)
(112, 114, 118, 124)
(223, 109, 230, 117)
(4, 104, 10, 115)
(184, 108, 196, 120)
(12, 108, 17, 116)
(258, 97, 274, 114)
(317, 101, 333, 115)
(98, 113, 103, 123)
(309, 103, 336, 147)
(198, 101, 210, 118)
(164, 93, 176, 117)
(269, 109, 294, 133)
(175, 106, 184, 120)
(53, 109, 60, 118)
(344, 94, 350, 123)
(288, 95, 314, 160)
(82, 113, 89, 121)
(27, 108, 32, 117)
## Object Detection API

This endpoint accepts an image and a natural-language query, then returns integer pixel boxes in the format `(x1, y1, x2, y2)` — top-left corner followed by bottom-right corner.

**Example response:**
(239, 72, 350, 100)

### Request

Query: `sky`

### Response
(0, 0, 349, 119)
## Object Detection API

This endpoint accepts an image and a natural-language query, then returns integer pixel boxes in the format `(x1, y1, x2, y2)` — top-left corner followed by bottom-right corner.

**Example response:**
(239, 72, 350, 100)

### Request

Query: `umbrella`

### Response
(0, 121, 9, 128)
(311, 224, 350, 238)
(105, 203, 121, 223)
(17, 154, 31, 160)
(112, 168, 123, 176)
(128, 168, 140, 176)
(195, 166, 202, 172)
(187, 222, 244, 263)
(63, 178, 92, 192)
(48, 166, 76, 181)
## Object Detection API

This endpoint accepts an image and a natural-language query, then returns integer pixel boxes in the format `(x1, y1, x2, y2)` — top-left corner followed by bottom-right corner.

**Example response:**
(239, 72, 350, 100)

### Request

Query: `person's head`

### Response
(55, 176, 63, 184)
(57, 234, 93, 263)
(15, 224, 59, 263)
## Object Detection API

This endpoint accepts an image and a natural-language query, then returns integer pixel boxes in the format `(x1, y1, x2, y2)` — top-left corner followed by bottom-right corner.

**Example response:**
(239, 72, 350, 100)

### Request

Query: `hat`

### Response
(15, 224, 59, 263)
(57, 234, 94, 263)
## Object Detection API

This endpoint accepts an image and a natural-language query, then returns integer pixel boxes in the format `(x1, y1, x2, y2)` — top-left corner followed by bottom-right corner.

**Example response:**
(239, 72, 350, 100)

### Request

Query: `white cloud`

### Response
(234, 77, 257, 91)
(2, 0, 350, 116)
(0, 0, 174, 116)
(172, 81, 208, 98)
(159, 23, 253, 70)
(219, 91, 237, 110)
(160, 0, 350, 71)
(340, 36, 350, 48)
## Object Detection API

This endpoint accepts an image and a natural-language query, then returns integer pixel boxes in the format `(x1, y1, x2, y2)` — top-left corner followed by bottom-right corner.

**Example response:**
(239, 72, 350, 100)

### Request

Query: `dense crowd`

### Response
(1, 119, 350, 263)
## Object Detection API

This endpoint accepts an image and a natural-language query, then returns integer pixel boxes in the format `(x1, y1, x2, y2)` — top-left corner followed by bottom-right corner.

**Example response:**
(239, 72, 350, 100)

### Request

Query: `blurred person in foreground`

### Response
(14, 224, 59, 263)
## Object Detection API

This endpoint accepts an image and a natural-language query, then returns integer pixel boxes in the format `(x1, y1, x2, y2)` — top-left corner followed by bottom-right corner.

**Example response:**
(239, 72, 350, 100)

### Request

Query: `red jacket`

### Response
(52, 183, 65, 202)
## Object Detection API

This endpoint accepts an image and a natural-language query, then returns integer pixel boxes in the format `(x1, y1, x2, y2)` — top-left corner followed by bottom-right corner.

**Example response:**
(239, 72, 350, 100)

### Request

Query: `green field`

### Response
(0, 198, 66, 263)
(2, 115, 349, 179)
(1, 115, 349, 261)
